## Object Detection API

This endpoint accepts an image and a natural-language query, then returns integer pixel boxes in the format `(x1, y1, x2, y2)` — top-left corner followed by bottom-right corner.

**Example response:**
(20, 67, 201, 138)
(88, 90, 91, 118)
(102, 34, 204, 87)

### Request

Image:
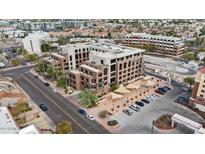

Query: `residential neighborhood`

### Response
(1, 19, 205, 134)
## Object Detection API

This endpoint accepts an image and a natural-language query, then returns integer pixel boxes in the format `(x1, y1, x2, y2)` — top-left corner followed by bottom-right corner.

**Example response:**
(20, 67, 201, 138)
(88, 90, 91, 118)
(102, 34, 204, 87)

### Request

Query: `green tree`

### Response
(107, 32, 112, 39)
(183, 52, 195, 61)
(56, 74, 67, 88)
(17, 48, 28, 56)
(41, 43, 52, 52)
(79, 89, 99, 108)
(56, 121, 72, 134)
(110, 83, 118, 92)
(11, 58, 20, 66)
(36, 61, 46, 73)
(184, 77, 195, 87)
(27, 53, 38, 62)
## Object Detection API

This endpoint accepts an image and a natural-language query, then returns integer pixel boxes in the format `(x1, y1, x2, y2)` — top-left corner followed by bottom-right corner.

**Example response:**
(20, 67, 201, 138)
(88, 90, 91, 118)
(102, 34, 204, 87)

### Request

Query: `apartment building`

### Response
(44, 52, 69, 72)
(118, 33, 186, 56)
(60, 43, 91, 69)
(22, 31, 50, 55)
(89, 43, 145, 85)
(190, 67, 205, 112)
(68, 61, 109, 96)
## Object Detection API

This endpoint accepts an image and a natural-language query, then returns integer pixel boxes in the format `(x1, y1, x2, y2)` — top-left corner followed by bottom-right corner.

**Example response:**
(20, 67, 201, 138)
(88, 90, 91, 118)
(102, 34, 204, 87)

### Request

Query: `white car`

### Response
(86, 114, 95, 121)
(52, 88, 58, 93)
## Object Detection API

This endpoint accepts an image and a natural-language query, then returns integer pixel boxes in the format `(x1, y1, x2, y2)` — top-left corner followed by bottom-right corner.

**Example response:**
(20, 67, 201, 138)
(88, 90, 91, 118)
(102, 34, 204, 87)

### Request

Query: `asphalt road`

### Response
(2, 66, 110, 134)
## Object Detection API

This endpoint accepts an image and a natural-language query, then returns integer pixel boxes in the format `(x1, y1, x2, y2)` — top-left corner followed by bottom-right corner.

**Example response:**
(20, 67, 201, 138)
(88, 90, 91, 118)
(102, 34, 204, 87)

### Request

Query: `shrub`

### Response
(98, 110, 108, 118)
(107, 120, 118, 126)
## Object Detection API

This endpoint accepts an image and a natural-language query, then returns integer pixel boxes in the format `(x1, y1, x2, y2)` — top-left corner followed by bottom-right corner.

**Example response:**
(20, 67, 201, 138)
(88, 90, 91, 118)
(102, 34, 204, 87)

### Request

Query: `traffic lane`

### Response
(15, 75, 88, 134)
(23, 72, 110, 134)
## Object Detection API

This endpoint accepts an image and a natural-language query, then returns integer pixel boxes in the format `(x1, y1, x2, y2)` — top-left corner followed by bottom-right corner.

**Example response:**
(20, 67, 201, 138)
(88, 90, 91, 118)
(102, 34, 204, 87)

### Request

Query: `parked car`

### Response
(141, 99, 150, 104)
(176, 96, 189, 104)
(86, 114, 95, 121)
(151, 94, 159, 98)
(155, 89, 166, 95)
(39, 104, 48, 111)
(146, 95, 155, 101)
(123, 109, 133, 116)
(129, 105, 140, 112)
(78, 109, 86, 115)
(131, 104, 140, 110)
(135, 101, 144, 107)
(52, 88, 58, 93)
(163, 86, 171, 91)
(182, 87, 192, 92)
(44, 82, 50, 86)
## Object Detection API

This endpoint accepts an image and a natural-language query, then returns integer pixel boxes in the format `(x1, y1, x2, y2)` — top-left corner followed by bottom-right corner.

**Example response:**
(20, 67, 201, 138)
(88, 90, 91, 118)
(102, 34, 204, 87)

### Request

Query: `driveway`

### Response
(111, 86, 205, 134)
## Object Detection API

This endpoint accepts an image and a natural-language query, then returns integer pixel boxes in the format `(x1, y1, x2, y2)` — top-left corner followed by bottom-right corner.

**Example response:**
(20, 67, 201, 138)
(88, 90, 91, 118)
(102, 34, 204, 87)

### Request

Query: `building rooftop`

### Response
(91, 42, 144, 58)
(19, 124, 39, 134)
(51, 52, 65, 59)
(0, 107, 19, 134)
(69, 69, 81, 74)
(80, 64, 101, 73)
(127, 33, 182, 41)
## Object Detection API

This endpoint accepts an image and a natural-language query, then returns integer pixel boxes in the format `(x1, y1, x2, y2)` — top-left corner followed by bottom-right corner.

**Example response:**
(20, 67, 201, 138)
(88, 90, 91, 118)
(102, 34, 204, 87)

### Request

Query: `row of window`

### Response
(126, 36, 177, 42)
(74, 48, 90, 53)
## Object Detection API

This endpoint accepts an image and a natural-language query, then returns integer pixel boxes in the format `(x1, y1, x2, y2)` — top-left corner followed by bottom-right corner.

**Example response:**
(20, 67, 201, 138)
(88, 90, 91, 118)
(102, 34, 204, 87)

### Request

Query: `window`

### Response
(111, 59, 116, 64)
(101, 60, 104, 64)
(104, 68, 107, 75)
(111, 65, 116, 72)
(128, 61, 131, 67)
(124, 63, 127, 69)
(69, 56, 72, 61)
(110, 77, 116, 83)
(119, 64, 122, 69)
(200, 94, 204, 97)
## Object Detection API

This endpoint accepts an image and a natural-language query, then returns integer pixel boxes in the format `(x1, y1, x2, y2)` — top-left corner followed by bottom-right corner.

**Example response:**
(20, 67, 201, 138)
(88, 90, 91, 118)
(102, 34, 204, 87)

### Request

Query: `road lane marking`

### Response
(20, 74, 90, 134)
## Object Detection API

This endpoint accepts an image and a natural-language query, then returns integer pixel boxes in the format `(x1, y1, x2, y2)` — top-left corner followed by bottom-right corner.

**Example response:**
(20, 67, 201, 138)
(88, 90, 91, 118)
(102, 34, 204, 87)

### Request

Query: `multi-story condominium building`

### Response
(118, 33, 186, 56)
(60, 43, 91, 70)
(22, 31, 50, 55)
(89, 43, 145, 85)
(68, 61, 109, 96)
(44, 52, 69, 72)
(66, 43, 144, 95)
(190, 67, 205, 112)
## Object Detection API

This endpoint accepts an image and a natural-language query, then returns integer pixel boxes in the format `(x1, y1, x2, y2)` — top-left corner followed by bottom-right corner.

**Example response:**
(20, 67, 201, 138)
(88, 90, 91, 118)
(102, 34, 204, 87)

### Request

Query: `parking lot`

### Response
(110, 85, 205, 134)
